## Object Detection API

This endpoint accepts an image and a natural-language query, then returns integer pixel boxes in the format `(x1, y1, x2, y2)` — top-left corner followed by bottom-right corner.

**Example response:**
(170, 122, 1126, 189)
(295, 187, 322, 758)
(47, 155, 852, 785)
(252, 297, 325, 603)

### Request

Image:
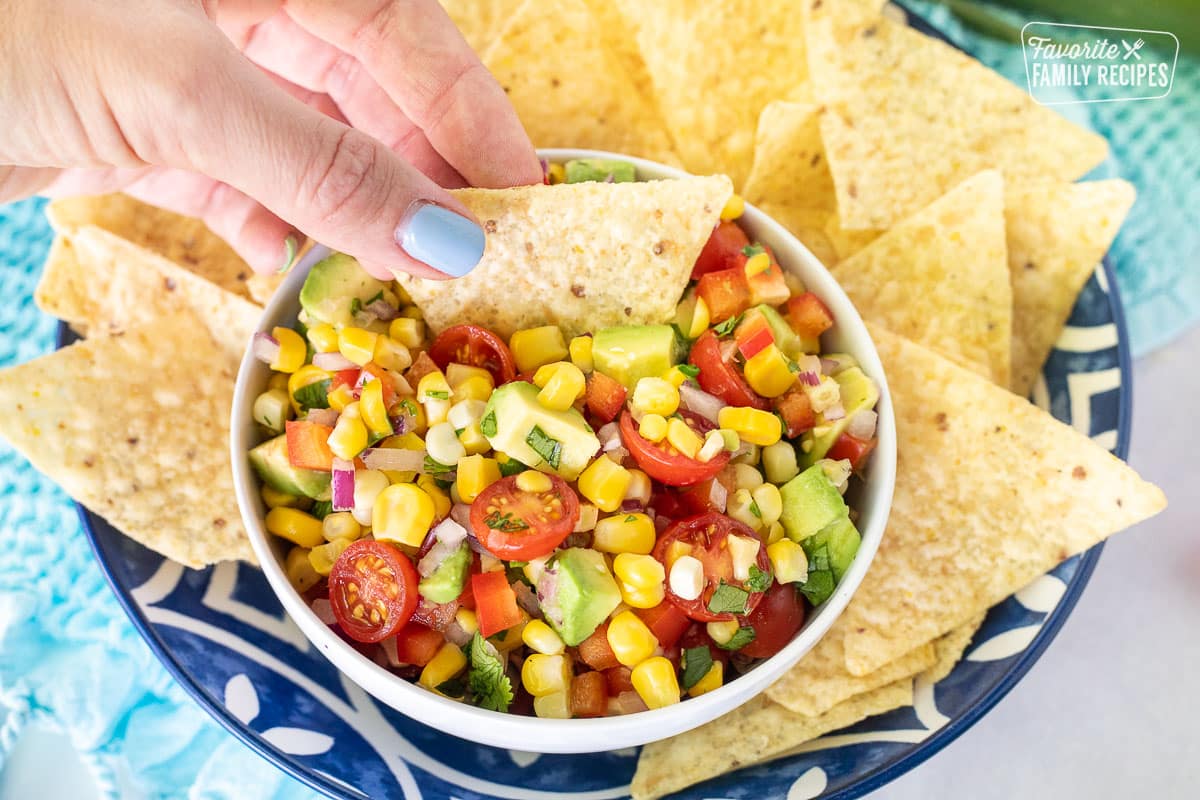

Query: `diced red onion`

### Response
(360, 447, 425, 472)
(679, 384, 726, 424)
(602, 435, 624, 453)
(615, 691, 648, 715)
(431, 516, 468, 546)
(388, 413, 409, 435)
(644, 507, 656, 520)
(846, 409, 877, 440)
(539, 157, 550, 181)
(465, 530, 501, 559)
(719, 339, 738, 362)
(252, 332, 280, 364)
(331, 458, 355, 511)
(707, 478, 728, 512)
(364, 299, 399, 321)
(449, 503, 472, 530)
(823, 403, 846, 422)
(603, 173, 615, 183)
(307, 408, 339, 427)
(311, 598, 336, 625)
(380, 636, 401, 667)
(795, 354, 822, 386)
(444, 620, 472, 647)
(597, 422, 620, 449)
(312, 351, 357, 371)
(606, 446, 629, 464)
(654, 515, 671, 533)
(513, 581, 541, 617)
(820, 357, 839, 375)
(619, 499, 644, 513)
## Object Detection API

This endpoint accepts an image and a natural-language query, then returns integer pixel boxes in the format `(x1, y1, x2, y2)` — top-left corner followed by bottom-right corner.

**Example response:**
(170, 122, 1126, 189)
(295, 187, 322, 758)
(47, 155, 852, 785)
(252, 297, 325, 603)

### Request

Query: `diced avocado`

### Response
(249, 434, 331, 499)
(537, 548, 622, 646)
(418, 541, 470, 603)
(592, 325, 684, 389)
(797, 517, 861, 606)
(779, 464, 848, 542)
(564, 158, 637, 184)
(482, 382, 600, 481)
(821, 352, 860, 375)
(252, 388, 291, 434)
(299, 252, 389, 327)
(800, 367, 880, 466)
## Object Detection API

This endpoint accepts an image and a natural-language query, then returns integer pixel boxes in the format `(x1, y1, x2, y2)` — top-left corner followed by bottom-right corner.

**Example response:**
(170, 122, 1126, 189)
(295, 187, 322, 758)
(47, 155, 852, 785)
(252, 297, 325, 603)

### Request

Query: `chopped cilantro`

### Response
(741, 243, 766, 258)
(365, 290, 384, 306)
(423, 456, 456, 475)
(749, 500, 762, 519)
(309, 500, 333, 520)
(680, 646, 713, 690)
(498, 458, 526, 477)
(435, 676, 467, 699)
(425, 390, 450, 400)
(787, 359, 801, 373)
(678, 364, 701, 379)
(525, 425, 562, 469)
(624, 514, 639, 523)
(367, 429, 390, 446)
(713, 314, 743, 337)
(484, 511, 529, 532)
(400, 399, 419, 417)
(454, 427, 465, 437)
(349, 297, 363, 316)
(707, 582, 750, 615)
(294, 379, 331, 411)
(468, 633, 513, 712)
(480, 410, 498, 437)
(508, 561, 529, 568)
(716, 626, 757, 651)
(798, 545, 835, 605)
(745, 564, 772, 593)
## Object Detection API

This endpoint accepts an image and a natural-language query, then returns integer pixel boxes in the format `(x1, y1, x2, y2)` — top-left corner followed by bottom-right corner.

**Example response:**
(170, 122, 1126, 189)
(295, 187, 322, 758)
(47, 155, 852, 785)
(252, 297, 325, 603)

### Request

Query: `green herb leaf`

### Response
(294, 379, 331, 411)
(400, 398, 419, 417)
(484, 510, 529, 533)
(454, 427, 465, 437)
(749, 500, 762, 519)
(498, 458, 526, 477)
(423, 456, 456, 475)
(678, 364, 700, 379)
(787, 359, 801, 373)
(365, 290, 384, 306)
(480, 410, 498, 437)
(435, 676, 467, 699)
(741, 244, 766, 258)
(309, 500, 333, 520)
(349, 297, 363, 316)
(624, 514, 639, 523)
(713, 314, 743, 337)
(745, 564, 772, 593)
(468, 632, 513, 712)
(716, 626, 757, 651)
(525, 425, 562, 469)
(425, 390, 450, 400)
(707, 582, 750, 615)
(798, 544, 835, 605)
(680, 646, 714, 690)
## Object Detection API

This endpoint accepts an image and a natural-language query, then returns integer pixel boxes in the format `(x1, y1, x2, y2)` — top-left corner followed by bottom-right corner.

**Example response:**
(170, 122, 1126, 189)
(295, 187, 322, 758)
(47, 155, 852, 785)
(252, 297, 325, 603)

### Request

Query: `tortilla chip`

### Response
(804, 4, 1109, 229)
(922, 614, 986, 685)
(44, 194, 278, 302)
(481, 0, 678, 163)
(1007, 179, 1136, 397)
(766, 629, 935, 717)
(630, 680, 912, 800)
(829, 171, 1012, 385)
(439, 0, 523, 53)
(398, 176, 732, 339)
(36, 226, 261, 362)
(839, 327, 1166, 676)
(607, 0, 810, 185)
(0, 313, 253, 567)
(578, 0, 659, 107)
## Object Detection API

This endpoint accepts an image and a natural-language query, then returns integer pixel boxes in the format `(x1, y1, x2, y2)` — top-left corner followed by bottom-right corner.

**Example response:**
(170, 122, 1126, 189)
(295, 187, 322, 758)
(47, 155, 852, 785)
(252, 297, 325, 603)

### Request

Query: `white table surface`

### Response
(4, 326, 1197, 800)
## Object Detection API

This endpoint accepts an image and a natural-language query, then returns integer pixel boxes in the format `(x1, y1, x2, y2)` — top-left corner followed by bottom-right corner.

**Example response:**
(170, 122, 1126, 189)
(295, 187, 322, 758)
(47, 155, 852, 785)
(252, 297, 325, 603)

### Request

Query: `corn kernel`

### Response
(624, 469, 651, 506)
(285, 546, 321, 593)
(400, 305, 423, 320)
(720, 193, 745, 221)
(719, 406, 783, 447)
(664, 541, 694, 571)
(533, 691, 571, 719)
(522, 653, 572, 696)
(265, 507, 325, 548)
(389, 317, 425, 349)
(261, 484, 303, 509)
(373, 337, 412, 373)
(372, 483, 435, 546)
(308, 537, 353, 576)
(669, 555, 704, 600)
(424, 422, 465, 467)
(744, 251, 771, 277)
(666, 417, 703, 459)
(351, 469, 390, 526)
(673, 291, 711, 339)
(768, 539, 809, 584)
(510, 326, 568, 373)
(446, 363, 493, 396)
(547, 162, 566, 184)
(763, 440, 800, 484)
(457, 422, 491, 455)
(306, 322, 340, 353)
(287, 365, 331, 413)
(766, 521, 787, 545)
(515, 469, 553, 493)
(338, 327, 378, 367)
(447, 399, 487, 430)
(359, 379, 393, 438)
(453, 375, 494, 403)
(577, 456, 632, 512)
(268, 372, 289, 392)
(420, 642, 468, 691)
(732, 442, 761, 465)
(707, 619, 740, 645)
(607, 611, 659, 668)
(270, 327, 307, 373)
(638, 413, 667, 443)
(416, 475, 452, 521)
(575, 504, 599, 532)
(613, 553, 666, 609)
(688, 660, 724, 697)
(594, 514, 656, 555)
(322, 511, 361, 542)
(534, 362, 586, 411)
(726, 488, 762, 531)
(631, 377, 679, 417)
(456, 454, 500, 503)
(455, 607, 478, 636)
(327, 383, 356, 412)
(417, 370, 452, 403)
(569, 336, 593, 372)
(522, 620, 566, 656)
(328, 412, 368, 460)
(697, 430, 726, 463)
(491, 617, 529, 652)
(743, 344, 796, 398)
(751, 483, 783, 526)
(631, 657, 680, 709)
(727, 534, 761, 581)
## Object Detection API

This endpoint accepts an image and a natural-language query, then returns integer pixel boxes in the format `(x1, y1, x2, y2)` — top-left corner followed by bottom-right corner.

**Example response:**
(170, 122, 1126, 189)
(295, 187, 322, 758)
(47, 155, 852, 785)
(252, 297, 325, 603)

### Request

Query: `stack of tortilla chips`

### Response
(0, 0, 1167, 794)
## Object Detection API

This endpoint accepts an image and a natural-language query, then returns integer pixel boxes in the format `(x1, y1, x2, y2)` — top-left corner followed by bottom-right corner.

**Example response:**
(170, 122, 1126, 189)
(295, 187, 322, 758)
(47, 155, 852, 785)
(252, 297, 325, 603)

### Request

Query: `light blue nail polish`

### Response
(396, 202, 486, 278)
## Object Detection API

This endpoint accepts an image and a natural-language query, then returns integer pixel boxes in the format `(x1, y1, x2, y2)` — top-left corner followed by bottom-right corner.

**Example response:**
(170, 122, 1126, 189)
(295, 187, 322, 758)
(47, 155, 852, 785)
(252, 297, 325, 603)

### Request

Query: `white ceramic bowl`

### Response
(232, 149, 896, 754)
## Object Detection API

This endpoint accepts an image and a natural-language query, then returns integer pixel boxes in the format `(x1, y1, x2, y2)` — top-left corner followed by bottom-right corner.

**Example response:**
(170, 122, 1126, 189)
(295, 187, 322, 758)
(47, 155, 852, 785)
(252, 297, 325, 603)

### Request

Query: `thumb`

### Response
(173, 51, 484, 281)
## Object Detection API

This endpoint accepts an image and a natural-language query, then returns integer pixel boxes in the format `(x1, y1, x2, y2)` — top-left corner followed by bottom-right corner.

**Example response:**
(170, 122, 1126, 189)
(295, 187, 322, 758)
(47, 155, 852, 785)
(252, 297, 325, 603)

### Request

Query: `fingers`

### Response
(282, 0, 543, 189)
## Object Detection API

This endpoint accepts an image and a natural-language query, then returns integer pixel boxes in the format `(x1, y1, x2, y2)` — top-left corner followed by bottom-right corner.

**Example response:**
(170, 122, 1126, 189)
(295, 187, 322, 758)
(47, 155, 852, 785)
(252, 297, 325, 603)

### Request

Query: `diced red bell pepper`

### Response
(746, 259, 791, 307)
(786, 292, 835, 340)
(604, 666, 635, 696)
(570, 671, 608, 718)
(471, 571, 523, 638)
(636, 602, 691, 650)
(734, 309, 776, 359)
(696, 266, 752, 324)
(692, 221, 751, 279)
(393, 622, 445, 667)
(330, 368, 361, 393)
(285, 420, 335, 471)
(586, 370, 628, 424)
(577, 622, 620, 670)
(827, 433, 877, 471)
(774, 388, 816, 438)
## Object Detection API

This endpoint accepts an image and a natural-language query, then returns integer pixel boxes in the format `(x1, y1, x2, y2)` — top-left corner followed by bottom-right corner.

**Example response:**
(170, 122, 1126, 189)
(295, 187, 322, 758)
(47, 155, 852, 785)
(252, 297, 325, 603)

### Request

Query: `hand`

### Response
(0, 0, 542, 278)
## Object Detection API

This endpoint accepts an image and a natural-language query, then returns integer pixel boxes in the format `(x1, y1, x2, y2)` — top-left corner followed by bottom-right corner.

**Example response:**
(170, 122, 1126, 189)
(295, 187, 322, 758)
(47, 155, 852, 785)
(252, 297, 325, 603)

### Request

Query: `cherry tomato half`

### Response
(692, 220, 751, 279)
(652, 512, 771, 622)
(428, 324, 517, 384)
(620, 410, 729, 487)
(469, 473, 581, 560)
(329, 540, 420, 643)
(688, 330, 769, 410)
(738, 581, 805, 659)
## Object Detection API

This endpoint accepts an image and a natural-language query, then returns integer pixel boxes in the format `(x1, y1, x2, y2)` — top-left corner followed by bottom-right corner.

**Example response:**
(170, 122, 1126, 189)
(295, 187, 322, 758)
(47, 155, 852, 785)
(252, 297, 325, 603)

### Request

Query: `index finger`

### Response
(283, 0, 542, 189)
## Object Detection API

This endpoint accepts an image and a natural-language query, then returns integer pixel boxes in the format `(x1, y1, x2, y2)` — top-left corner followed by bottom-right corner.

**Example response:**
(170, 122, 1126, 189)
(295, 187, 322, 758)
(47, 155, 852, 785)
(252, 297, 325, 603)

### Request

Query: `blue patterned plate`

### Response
(64, 257, 1130, 800)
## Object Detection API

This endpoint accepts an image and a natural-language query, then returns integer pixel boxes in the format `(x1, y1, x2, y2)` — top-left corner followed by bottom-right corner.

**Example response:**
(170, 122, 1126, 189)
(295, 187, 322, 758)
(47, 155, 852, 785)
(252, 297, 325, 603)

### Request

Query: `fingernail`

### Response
(278, 234, 299, 273)
(395, 201, 485, 278)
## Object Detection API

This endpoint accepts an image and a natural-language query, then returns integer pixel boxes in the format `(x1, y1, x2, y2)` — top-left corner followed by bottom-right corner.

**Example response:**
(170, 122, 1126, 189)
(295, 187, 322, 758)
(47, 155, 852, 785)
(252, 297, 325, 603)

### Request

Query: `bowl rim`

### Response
(231, 148, 896, 753)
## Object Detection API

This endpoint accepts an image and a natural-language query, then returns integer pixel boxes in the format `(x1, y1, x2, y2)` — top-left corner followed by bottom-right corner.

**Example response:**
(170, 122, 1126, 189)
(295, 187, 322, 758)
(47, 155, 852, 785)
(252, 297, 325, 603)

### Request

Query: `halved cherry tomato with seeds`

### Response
(652, 512, 772, 622)
(619, 410, 728, 487)
(469, 474, 581, 560)
(329, 540, 419, 643)
(688, 330, 769, 410)
(428, 324, 517, 384)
